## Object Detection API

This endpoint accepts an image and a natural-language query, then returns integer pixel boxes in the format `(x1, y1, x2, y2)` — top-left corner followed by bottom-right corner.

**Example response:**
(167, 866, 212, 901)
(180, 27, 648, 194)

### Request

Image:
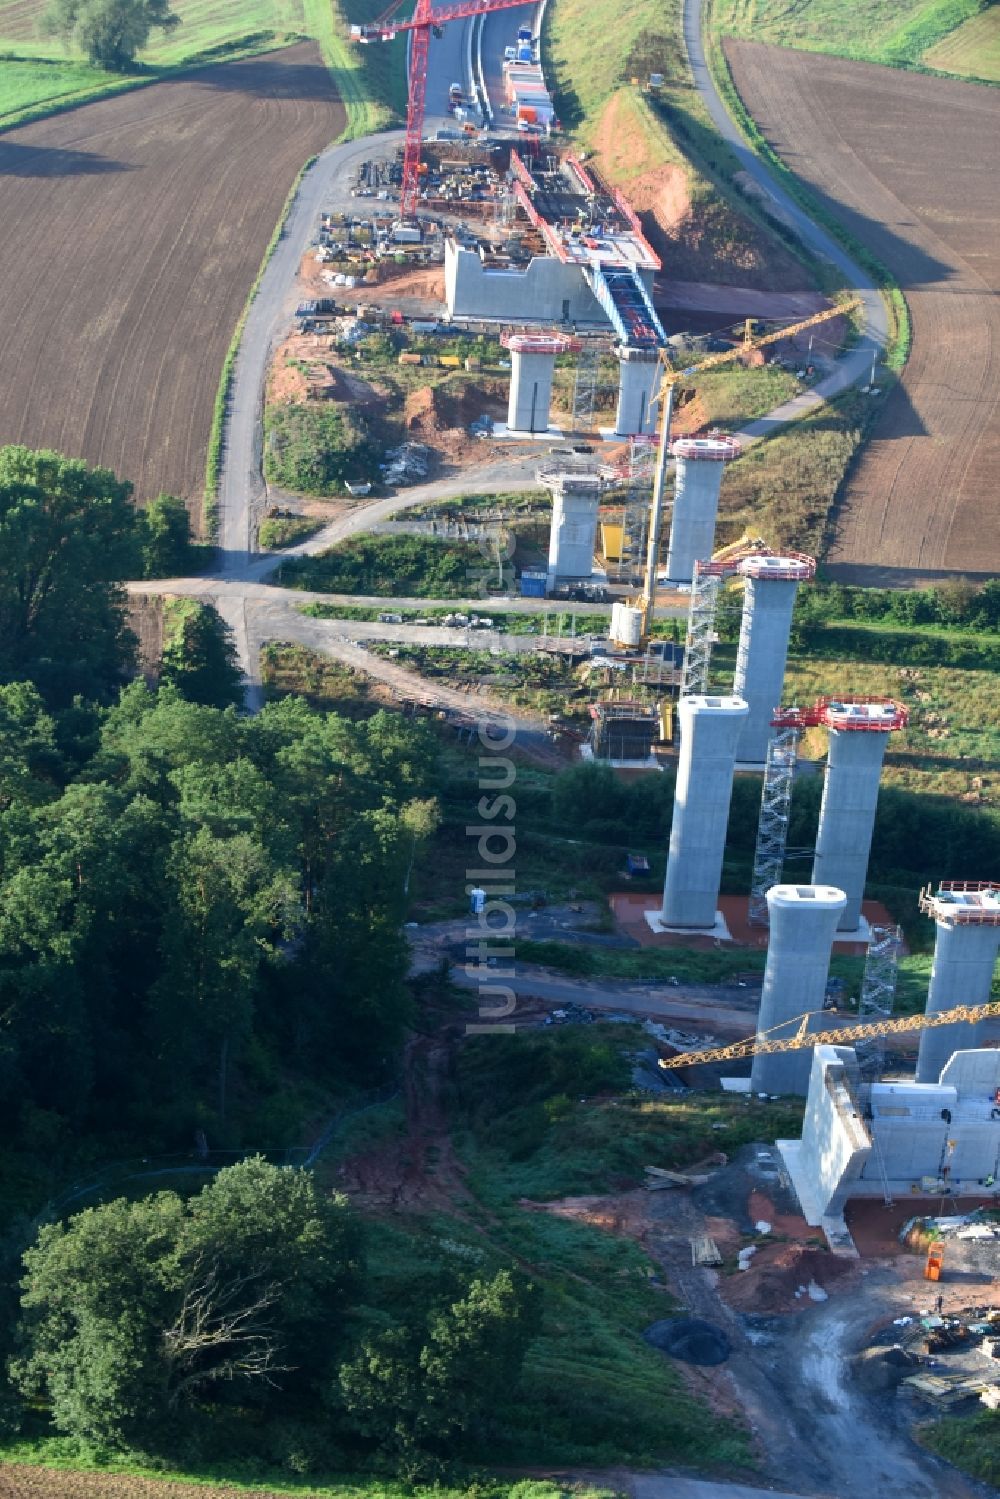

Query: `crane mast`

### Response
(351, 0, 533, 218)
(638, 298, 863, 640)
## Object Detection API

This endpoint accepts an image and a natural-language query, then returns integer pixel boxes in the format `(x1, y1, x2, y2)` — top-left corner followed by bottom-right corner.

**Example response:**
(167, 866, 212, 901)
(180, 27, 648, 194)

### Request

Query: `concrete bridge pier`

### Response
(614, 347, 660, 436)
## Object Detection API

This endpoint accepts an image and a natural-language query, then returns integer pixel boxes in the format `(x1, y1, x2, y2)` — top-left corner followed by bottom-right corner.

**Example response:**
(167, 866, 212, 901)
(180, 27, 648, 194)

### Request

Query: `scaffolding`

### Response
(572, 342, 601, 431)
(679, 562, 723, 696)
(748, 728, 801, 925)
(588, 699, 662, 761)
(855, 924, 903, 1078)
(678, 543, 778, 697)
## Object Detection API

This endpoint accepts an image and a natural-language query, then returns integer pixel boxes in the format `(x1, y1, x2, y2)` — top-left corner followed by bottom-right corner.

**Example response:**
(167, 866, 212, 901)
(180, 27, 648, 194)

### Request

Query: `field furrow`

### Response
(0, 44, 345, 510)
(724, 39, 1000, 583)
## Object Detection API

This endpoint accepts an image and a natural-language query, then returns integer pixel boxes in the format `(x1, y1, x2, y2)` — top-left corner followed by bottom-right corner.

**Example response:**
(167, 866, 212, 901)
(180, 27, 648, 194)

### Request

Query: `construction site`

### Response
(289, 1, 1000, 1217)
(256, 1, 1000, 1489)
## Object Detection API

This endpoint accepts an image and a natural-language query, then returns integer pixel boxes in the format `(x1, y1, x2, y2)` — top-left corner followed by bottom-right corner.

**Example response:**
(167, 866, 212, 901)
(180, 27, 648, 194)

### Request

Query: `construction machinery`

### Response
(924, 1242, 946, 1282)
(656, 1000, 1000, 1069)
(351, 0, 532, 219)
(637, 298, 863, 641)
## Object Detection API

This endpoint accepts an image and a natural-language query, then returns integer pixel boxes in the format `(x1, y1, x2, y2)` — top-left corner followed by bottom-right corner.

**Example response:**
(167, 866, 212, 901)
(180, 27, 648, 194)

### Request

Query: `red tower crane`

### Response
(351, 0, 533, 219)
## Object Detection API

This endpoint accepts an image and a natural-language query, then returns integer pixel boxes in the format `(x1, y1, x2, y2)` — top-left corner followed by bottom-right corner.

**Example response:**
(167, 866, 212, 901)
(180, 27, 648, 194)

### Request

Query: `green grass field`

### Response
(924, 3, 1000, 78)
(710, 0, 999, 76)
(0, 0, 402, 131)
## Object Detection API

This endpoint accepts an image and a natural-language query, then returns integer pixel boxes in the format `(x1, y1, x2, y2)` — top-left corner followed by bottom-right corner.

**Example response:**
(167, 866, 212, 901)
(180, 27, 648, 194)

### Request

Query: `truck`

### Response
(449, 81, 462, 103)
(516, 42, 532, 62)
(517, 24, 532, 41)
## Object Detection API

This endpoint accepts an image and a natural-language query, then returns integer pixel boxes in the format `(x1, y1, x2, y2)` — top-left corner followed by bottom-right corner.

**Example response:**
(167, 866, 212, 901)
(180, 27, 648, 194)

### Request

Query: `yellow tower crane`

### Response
(639, 297, 864, 640)
(657, 1000, 1000, 1070)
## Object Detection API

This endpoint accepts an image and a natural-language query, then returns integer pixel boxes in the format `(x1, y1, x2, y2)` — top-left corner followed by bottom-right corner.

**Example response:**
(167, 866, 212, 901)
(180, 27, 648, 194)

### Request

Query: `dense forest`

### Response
(0, 448, 516, 1479)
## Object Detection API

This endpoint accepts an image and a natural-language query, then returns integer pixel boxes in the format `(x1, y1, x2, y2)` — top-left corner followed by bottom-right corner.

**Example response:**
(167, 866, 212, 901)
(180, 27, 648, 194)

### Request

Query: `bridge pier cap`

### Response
(915, 882, 1000, 1083)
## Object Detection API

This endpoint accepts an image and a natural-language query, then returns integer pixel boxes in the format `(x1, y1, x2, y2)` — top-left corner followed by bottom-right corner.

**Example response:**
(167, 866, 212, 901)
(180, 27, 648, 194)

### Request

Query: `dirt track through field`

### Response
(724, 41, 1000, 582)
(0, 44, 345, 509)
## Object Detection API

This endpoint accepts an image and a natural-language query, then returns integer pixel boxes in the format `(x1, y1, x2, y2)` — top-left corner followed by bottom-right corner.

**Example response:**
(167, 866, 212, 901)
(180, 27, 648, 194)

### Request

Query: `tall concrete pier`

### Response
(664, 434, 742, 584)
(750, 883, 848, 1096)
(504, 332, 579, 434)
(660, 694, 748, 929)
(915, 883, 1000, 1083)
(733, 552, 816, 765)
(809, 700, 908, 931)
(614, 348, 660, 436)
(542, 470, 602, 585)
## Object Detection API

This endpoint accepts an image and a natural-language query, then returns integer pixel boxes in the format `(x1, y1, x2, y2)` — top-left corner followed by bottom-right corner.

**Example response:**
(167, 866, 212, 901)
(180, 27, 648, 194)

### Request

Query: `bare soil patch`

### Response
(400, 378, 506, 463)
(268, 331, 390, 411)
(725, 40, 1000, 581)
(0, 1468, 302, 1498)
(592, 89, 812, 291)
(0, 45, 345, 510)
(299, 253, 446, 315)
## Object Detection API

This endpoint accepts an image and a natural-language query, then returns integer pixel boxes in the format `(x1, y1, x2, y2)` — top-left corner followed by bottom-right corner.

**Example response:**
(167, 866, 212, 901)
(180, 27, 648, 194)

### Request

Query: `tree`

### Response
(0, 447, 138, 704)
(42, 0, 179, 72)
(160, 601, 243, 709)
(13, 1161, 358, 1450)
(153, 827, 300, 1119)
(137, 494, 194, 579)
(338, 1269, 539, 1474)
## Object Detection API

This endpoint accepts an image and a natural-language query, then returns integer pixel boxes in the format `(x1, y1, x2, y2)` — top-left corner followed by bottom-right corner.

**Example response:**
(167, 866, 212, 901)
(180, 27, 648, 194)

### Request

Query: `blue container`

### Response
(520, 569, 547, 598)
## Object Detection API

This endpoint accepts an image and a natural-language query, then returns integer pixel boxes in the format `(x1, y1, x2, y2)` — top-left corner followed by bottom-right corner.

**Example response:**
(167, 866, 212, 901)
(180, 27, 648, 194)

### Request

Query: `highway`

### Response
(479, 3, 536, 127)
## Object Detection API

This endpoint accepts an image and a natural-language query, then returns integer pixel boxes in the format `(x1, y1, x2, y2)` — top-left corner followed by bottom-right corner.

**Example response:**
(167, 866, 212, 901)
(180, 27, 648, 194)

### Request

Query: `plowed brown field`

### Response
(0, 1465, 316, 1497)
(724, 40, 1000, 583)
(0, 44, 344, 508)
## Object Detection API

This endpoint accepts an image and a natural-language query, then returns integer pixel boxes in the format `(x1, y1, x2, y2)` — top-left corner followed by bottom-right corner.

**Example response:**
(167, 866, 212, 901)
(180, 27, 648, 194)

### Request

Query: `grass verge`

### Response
(703, 3, 911, 370)
(203, 154, 317, 535)
(710, 0, 1000, 80)
(918, 1407, 1000, 1488)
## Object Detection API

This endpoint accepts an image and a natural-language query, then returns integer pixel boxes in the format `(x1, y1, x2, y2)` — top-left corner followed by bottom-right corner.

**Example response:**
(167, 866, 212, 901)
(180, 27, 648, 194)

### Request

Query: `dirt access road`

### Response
(724, 41, 1000, 583)
(538, 1171, 994, 1499)
(0, 45, 344, 506)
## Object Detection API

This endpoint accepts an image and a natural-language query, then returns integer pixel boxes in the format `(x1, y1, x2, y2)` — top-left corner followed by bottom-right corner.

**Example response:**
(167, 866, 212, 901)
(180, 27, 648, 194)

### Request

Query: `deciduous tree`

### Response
(42, 0, 180, 72)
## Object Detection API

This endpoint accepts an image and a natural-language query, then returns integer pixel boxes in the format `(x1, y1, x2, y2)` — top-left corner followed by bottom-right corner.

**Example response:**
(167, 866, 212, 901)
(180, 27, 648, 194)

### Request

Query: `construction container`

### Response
(437, 355, 462, 368)
(520, 569, 547, 598)
(601, 521, 624, 563)
(398, 352, 423, 365)
(464, 355, 482, 371)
